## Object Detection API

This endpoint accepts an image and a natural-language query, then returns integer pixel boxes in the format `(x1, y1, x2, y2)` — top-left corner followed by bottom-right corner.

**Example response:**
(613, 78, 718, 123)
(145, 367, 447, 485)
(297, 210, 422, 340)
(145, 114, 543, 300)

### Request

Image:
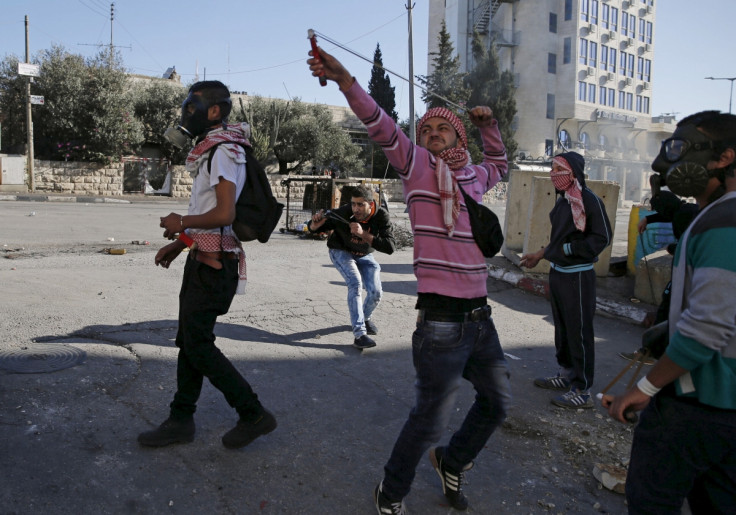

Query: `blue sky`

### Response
(1, 0, 734, 121)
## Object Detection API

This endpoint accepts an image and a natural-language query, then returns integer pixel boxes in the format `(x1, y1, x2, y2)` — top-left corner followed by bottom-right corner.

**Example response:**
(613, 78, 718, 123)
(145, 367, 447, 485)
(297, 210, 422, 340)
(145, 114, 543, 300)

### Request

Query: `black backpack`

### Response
(207, 142, 284, 243)
(457, 183, 504, 258)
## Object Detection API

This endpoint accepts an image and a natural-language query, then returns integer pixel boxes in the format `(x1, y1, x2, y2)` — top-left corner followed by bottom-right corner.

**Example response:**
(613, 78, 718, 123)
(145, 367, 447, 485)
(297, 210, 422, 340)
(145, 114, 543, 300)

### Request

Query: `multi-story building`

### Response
(429, 0, 675, 202)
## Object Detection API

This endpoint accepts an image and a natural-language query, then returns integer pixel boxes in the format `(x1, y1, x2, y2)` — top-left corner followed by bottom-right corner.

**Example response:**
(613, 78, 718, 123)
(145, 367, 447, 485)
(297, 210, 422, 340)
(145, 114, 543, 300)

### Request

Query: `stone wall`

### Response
(34, 160, 125, 196)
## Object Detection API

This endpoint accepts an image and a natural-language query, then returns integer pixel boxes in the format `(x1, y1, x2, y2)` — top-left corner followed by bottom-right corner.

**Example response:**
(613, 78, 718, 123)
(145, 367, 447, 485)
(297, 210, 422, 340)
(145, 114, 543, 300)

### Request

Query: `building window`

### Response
(639, 18, 646, 42)
(628, 53, 635, 77)
(579, 38, 588, 65)
(581, 0, 589, 22)
(559, 129, 571, 148)
(547, 94, 556, 119)
(611, 7, 619, 31)
(588, 83, 596, 103)
(589, 41, 598, 67)
(545, 139, 554, 156)
(629, 14, 636, 38)
(643, 96, 650, 114)
(636, 95, 643, 112)
(565, 0, 573, 20)
(637, 57, 644, 80)
(608, 48, 617, 72)
(622, 12, 629, 36)
(619, 91, 626, 109)
(563, 37, 572, 64)
(601, 4, 609, 28)
(644, 59, 651, 82)
(620, 51, 628, 76)
(581, 132, 590, 149)
(578, 81, 588, 101)
(548, 53, 557, 74)
(608, 88, 615, 106)
(626, 92, 633, 110)
(549, 12, 558, 33)
(646, 21, 653, 44)
(590, 0, 599, 24)
(600, 86, 607, 105)
(601, 46, 608, 70)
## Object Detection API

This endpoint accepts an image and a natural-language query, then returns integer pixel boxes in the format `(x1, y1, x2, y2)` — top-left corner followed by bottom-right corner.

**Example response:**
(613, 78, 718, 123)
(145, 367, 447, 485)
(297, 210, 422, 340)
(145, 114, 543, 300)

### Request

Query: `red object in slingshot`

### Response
(308, 29, 327, 87)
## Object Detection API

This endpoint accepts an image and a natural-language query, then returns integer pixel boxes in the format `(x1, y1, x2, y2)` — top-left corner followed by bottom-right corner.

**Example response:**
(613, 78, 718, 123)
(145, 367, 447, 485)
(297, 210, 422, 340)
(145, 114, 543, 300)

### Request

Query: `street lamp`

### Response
(705, 76, 736, 114)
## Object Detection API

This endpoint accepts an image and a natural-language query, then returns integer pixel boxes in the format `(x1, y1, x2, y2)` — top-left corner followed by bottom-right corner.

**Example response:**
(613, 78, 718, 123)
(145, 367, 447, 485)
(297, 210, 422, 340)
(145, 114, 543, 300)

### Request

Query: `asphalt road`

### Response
(0, 199, 644, 514)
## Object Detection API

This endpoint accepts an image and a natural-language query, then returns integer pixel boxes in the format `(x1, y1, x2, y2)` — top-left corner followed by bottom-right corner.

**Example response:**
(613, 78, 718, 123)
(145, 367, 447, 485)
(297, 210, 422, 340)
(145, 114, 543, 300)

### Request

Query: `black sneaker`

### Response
(222, 410, 277, 449)
(365, 319, 378, 335)
(353, 334, 377, 349)
(533, 374, 571, 390)
(138, 417, 195, 447)
(429, 446, 472, 511)
(374, 482, 406, 515)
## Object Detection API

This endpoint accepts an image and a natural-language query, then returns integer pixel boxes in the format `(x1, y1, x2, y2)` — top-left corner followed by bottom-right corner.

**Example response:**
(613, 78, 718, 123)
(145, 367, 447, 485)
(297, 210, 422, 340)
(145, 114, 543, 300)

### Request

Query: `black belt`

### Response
(418, 305, 492, 323)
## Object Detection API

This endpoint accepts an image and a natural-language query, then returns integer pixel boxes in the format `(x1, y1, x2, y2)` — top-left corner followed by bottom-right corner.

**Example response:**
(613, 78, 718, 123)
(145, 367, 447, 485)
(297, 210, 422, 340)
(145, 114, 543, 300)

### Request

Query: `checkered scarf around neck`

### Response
(551, 155, 586, 232)
(185, 122, 251, 177)
(417, 107, 469, 236)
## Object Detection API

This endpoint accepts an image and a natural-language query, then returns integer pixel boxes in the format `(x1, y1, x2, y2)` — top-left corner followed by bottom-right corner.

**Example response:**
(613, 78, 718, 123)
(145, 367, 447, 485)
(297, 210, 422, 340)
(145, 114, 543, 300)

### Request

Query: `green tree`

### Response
(233, 97, 362, 175)
(0, 45, 144, 163)
(417, 21, 468, 110)
(466, 31, 518, 162)
(367, 43, 398, 178)
(0, 54, 28, 154)
(132, 79, 189, 163)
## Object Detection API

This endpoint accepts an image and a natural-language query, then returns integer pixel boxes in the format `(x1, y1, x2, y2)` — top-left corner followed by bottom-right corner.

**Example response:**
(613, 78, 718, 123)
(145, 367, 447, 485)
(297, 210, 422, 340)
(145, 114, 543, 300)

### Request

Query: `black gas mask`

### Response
(651, 123, 725, 198)
(163, 92, 231, 149)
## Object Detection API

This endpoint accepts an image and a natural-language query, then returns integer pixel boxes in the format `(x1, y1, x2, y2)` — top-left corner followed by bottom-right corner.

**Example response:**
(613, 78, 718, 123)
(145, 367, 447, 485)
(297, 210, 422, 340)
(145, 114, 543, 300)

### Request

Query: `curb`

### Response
(0, 194, 130, 204)
(488, 263, 647, 325)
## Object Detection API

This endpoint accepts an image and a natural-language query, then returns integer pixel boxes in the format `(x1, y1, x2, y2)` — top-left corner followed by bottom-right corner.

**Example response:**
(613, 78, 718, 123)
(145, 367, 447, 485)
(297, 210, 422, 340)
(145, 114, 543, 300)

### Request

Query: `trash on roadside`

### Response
(103, 248, 126, 255)
(28, 211, 36, 217)
(107, 237, 115, 242)
(130, 240, 150, 245)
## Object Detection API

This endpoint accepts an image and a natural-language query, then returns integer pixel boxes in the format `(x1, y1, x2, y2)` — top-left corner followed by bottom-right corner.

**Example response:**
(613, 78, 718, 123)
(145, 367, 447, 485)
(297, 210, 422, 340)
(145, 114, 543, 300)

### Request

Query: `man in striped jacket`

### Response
(604, 111, 736, 513)
(309, 47, 511, 513)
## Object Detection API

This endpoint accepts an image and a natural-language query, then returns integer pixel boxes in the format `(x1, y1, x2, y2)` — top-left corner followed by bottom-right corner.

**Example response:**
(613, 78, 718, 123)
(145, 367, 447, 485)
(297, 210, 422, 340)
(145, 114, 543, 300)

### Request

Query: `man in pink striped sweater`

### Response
(309, 48, 511, 514)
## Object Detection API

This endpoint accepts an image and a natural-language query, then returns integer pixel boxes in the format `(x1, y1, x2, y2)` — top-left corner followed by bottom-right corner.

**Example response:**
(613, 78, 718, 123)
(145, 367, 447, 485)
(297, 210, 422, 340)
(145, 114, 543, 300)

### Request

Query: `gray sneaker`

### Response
(534, 374, 571, 390)
(552, 388, 594, 409)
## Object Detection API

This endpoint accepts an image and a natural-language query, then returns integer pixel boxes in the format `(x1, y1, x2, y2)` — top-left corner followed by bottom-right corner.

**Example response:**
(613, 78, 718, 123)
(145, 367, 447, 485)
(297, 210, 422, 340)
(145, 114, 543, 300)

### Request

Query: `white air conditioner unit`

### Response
(642, 82, 650, 90)
(647, 5, 653, 14)
(624, 37, 634, 47)
(588, 23, 597, 34)
(644, 43, 652, 52)
(606, 72, 615, 81)
(607, 30, 617, 41)
(586, 66, 595, 77)
(625, 77, 633, 86)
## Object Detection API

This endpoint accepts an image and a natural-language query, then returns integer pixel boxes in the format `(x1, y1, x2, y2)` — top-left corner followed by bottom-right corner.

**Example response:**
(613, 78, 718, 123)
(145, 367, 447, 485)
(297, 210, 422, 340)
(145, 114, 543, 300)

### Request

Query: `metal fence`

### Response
(280, 177, 386, 233)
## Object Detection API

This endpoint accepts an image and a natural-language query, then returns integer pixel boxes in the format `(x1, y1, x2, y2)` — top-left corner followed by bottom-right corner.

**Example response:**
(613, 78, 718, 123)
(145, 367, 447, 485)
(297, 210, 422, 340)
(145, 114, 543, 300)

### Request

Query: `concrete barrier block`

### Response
(634, 249, 672, 304)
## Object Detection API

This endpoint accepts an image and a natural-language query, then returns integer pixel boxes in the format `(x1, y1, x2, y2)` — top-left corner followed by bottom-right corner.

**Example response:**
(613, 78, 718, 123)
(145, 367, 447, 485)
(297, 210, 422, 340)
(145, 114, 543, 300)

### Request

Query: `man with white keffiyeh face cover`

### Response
(520, 151, 612, 411)
(308, 46, 510, 512)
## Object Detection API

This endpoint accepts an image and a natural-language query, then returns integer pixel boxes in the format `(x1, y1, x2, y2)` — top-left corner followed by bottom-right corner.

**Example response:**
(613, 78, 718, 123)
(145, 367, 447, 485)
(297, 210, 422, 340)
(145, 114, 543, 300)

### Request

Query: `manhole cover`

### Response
(0, 343, 86, 374)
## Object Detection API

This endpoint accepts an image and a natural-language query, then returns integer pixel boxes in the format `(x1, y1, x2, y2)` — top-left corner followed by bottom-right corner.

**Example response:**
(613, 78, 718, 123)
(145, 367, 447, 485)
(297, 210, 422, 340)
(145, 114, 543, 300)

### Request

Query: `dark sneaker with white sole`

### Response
(534, 374, 571, 390)
(353, 334, 377, 349)
(374, 482, 406, 515)
(429, 446, 473, 511)
(552, 388, 594, 409)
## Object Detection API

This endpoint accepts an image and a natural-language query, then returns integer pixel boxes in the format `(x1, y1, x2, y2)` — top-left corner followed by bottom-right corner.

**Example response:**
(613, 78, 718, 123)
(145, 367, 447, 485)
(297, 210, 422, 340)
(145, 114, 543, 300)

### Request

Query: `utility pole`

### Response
(406, 1, 416, 143)
(705, 76, 736, 114)
(110, 3, 115, 68)
(25, 15, 35, 192)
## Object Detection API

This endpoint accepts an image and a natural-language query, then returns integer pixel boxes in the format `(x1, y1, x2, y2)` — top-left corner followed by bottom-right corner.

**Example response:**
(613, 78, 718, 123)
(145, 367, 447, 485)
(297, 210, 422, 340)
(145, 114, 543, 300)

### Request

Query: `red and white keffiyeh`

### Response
(185, 122, 251, 176)
(417, 107, 470, 236)
(551, 155, 586, 232)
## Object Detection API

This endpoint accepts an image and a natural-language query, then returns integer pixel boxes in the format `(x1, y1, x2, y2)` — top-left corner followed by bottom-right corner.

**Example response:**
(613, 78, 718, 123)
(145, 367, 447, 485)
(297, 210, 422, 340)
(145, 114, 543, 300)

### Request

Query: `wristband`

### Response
(637, 376, 661, 397)
(180, 216, 184, 230)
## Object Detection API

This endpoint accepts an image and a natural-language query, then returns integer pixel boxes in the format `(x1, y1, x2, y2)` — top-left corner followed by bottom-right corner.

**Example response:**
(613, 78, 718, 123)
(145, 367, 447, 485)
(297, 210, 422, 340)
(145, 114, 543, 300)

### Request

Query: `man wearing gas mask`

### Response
(603, 110, 736, 513)
(138, 81, 276, 450)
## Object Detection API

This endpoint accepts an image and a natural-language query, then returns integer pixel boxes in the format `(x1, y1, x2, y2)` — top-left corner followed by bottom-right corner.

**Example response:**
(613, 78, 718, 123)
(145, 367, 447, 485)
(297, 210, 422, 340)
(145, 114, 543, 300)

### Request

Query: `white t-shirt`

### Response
(187, 147, 246, 239)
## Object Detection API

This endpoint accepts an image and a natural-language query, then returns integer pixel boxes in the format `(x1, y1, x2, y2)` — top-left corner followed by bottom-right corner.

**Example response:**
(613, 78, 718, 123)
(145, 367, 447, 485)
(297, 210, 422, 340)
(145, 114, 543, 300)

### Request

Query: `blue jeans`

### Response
(329, 249, 382, 338)
(382, 315, 511, 500)
(626, 394, 736, 514)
